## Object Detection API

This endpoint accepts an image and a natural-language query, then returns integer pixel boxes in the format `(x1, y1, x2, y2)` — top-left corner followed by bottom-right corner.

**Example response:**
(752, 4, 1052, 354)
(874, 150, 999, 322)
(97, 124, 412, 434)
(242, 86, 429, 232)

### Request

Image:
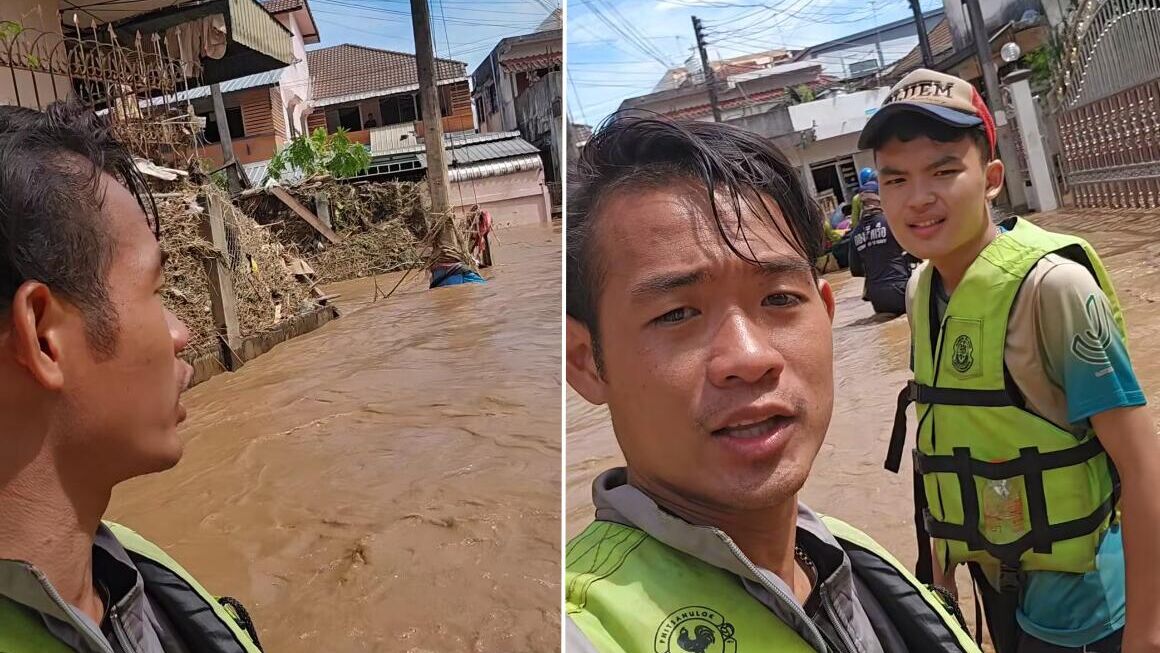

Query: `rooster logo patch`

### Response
(654, 606, 736, 653)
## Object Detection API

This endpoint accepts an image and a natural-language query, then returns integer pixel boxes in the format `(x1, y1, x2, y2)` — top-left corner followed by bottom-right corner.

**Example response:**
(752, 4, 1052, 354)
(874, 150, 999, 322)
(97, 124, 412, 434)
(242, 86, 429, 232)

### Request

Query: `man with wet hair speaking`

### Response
(564, 114, 978, 652)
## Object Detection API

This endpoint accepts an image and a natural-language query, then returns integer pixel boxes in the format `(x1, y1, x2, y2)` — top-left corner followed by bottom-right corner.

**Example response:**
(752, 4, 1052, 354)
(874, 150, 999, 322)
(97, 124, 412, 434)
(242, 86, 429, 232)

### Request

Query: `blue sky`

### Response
(568, 0, 942, 126)
(306, 0, 559, 73)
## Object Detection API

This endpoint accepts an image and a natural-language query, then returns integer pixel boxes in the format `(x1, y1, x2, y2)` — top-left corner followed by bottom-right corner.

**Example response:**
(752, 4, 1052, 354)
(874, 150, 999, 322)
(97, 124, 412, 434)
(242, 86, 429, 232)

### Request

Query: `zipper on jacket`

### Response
(29, 568, 115, 653)
(108, 603, 139, 653)
(713, 531, 838, 652)
(818, 586, 859, 653)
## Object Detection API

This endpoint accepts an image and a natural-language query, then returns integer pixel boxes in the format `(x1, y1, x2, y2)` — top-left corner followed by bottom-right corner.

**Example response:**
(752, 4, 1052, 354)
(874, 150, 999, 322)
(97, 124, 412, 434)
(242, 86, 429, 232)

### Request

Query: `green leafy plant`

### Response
(1025, 36, 1061, 89)
(0, 21, 23, 44)
(787, 84, 816, 105)
(267, 127, 371, 182)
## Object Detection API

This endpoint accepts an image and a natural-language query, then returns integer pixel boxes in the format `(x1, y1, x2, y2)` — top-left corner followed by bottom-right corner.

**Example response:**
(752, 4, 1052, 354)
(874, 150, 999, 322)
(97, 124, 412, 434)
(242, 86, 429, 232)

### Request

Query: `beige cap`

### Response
(858, 68, 996, 157)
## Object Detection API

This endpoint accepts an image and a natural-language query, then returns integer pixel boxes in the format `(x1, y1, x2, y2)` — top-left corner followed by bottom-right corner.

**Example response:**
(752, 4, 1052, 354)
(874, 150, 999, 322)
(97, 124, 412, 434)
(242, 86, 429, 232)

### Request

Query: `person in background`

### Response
(565, 114, 978, 653)
(364, 114, 378, 128)
(847, 170, 917, 316)
(428, 209, 486, 289)
(467, 204, 493, 269)
(0, 103, 264, 652)
(862, 68, 1160, 653)
(849, 167, 876, 229)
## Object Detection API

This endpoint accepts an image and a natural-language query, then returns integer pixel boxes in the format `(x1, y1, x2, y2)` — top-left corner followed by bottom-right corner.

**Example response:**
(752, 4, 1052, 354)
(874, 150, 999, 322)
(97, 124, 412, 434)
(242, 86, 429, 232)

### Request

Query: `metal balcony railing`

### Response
(0, 18, 201, 165)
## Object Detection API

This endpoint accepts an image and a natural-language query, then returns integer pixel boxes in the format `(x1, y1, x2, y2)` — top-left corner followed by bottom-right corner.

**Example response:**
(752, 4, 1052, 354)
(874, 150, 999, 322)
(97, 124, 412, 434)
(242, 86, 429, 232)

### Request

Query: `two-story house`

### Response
(305, 43, 474, 150)
(190, 0, 321, 167)
(472, 10, 562, 183)
(0, 0, 292, 131)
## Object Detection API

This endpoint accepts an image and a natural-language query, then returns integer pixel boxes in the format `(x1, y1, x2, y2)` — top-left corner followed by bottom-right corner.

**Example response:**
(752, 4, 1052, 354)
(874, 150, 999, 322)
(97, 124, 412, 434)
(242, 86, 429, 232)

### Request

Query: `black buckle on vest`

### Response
(998, 565, 1020, 595)
(906, 379, 919, 402)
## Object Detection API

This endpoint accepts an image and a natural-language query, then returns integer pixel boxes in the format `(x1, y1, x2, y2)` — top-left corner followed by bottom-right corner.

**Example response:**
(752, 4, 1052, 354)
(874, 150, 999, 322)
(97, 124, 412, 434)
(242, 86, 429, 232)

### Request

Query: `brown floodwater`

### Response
(566, 208, 1160, 642)
(108, 224, 562, 653)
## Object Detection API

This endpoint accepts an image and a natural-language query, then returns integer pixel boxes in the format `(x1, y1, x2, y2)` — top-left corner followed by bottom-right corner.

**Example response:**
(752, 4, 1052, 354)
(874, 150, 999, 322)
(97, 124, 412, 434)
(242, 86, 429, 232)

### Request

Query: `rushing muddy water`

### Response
(108, 224, 562, 653)
(566, 208, 1160, 643)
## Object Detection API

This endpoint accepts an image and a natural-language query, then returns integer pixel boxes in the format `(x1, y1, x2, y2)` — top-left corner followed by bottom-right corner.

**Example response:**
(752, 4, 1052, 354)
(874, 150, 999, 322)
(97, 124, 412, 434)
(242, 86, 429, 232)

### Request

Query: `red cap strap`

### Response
(970, 88, 997, 160)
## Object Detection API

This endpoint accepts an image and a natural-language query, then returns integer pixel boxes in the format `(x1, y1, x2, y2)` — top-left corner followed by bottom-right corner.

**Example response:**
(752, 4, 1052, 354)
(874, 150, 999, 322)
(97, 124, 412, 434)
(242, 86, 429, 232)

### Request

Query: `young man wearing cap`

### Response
(860, 68, 1160, 653)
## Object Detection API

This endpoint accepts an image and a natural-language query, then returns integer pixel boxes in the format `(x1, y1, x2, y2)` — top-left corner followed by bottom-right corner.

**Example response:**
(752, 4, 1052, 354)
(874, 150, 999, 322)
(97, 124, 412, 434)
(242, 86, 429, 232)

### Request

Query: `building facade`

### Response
(306, 44, 474, 150)
(471, 20, 562, 134)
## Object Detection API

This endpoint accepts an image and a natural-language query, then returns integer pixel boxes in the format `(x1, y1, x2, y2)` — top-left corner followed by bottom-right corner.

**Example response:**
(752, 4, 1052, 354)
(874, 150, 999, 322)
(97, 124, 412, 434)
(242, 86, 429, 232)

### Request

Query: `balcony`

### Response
(415, 113, 476, 137)
(201, 134, 282, 167)
(0, 21, 199, 163)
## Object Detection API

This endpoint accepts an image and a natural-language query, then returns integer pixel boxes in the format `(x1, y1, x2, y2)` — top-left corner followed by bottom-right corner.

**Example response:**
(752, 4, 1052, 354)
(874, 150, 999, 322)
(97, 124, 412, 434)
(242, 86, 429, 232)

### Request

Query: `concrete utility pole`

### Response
(963, 0, 1027, 210)
(691, 16, 722, 122)
(871, 0, 885, 69)
(908, 0, 934, 67)
(410, 0, 460, 265)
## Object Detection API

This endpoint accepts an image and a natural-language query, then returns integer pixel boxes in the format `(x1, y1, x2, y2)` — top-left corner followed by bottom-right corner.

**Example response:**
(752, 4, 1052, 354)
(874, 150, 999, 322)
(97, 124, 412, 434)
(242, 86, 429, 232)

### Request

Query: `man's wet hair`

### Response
(567, 113, 824, 367)
(864, 112, 992, 162)
(0, 102, 159, 356)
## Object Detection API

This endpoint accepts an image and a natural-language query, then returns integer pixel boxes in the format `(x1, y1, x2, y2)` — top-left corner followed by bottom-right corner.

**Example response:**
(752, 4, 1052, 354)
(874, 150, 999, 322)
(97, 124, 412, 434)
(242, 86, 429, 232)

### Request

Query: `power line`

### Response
(312, 0, 546, 27)
(568, 71, 591, 125)
(580, 0, 674, 68)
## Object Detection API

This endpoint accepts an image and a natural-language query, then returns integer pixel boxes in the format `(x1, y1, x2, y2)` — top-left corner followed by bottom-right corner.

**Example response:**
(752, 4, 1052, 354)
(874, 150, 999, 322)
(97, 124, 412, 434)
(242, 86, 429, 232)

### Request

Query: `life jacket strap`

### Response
(917, 441, 1117, 564)
(886, 381, 1017, 473)
(913, 437, 1105, 478)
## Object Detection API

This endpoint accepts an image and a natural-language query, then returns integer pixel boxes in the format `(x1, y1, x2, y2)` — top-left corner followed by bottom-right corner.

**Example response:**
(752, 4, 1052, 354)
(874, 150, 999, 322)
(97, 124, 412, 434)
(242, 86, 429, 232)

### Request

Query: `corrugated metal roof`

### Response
(243, 159, 306, 186)
(229, 0, 295, 66)
(369, 124, 421, 154)
(447, 138, 539, 165)
(159, 68, 285, 105)
(370, 129, 523, 156)
(449, 154, 542, 182)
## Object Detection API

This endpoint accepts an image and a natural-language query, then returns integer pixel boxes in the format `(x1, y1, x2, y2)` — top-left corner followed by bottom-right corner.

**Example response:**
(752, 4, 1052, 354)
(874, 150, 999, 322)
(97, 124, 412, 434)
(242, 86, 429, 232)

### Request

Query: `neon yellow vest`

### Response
(566, 516, 979, 653)
(906, 217, 1124, 575)
(0, 522, 263, 653)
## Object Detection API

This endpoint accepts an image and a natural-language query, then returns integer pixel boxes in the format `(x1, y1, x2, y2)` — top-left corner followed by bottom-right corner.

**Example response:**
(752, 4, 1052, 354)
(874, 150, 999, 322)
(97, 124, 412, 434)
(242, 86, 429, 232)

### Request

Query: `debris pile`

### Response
(238, 178, 441, 284)
(157, 184, 317, 353)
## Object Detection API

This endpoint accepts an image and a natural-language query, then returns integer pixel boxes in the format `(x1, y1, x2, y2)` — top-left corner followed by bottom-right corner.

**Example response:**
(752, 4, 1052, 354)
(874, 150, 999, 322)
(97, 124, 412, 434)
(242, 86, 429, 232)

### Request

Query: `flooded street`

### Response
(108, 224, 562, 653)
(566, 208, 1160, 638)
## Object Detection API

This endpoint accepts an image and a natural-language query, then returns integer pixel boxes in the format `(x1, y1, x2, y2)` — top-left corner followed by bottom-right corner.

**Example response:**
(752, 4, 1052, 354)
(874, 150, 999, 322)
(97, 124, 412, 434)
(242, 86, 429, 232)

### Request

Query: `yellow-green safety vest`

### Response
(888, 216, 1124, 576)
(566, 515, 980, 652)
(0, 522, 263, 653)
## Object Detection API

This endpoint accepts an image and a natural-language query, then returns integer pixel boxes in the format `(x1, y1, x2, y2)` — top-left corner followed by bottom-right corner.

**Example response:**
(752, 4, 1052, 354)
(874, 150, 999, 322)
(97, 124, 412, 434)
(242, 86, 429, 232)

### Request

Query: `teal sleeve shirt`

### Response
(1016, 264, 1143, 646)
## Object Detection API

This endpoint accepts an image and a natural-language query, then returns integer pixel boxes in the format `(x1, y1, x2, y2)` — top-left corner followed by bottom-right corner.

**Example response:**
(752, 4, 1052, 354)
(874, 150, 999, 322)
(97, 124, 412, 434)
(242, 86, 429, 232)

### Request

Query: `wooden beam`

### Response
(202, 194, 244, 371)
(269, 186, 342, 243)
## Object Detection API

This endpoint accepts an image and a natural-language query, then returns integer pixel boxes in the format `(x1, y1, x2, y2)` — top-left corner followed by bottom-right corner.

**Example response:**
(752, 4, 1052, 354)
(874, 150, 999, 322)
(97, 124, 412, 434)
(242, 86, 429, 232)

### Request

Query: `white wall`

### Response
(450, 167, 549, 228)
(802, 35, 919, 79)
(788, 87, 891, 139)
(276, 11, 311, 135)
(797, 132, 864, 168)
(496, 37, 561, 132)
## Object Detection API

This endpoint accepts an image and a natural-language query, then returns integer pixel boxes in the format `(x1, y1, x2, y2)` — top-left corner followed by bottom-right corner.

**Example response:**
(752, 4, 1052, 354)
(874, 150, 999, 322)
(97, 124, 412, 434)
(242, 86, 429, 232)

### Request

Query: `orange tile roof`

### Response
(261, 0, 303, 13)
(307, 44, 466, 101)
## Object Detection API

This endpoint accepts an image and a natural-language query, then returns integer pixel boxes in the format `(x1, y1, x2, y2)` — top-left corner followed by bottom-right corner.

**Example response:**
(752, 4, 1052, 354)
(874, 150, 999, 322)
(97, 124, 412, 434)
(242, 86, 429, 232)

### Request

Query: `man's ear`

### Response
(984, 158, 1005, 202)
(566, 316, 607, 406)
(817, 278, 836, 322)
(7, 282, 67, 391)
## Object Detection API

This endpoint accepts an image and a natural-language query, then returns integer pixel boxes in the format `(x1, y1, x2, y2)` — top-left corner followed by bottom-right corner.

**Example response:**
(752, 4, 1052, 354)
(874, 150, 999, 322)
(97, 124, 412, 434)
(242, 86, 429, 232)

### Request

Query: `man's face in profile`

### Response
(568, 181, 836, 513)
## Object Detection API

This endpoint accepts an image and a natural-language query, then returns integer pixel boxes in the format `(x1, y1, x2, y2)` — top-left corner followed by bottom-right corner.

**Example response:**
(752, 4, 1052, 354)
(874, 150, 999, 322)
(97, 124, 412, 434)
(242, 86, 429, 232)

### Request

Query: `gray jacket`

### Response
(0, 525, 189, 653)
